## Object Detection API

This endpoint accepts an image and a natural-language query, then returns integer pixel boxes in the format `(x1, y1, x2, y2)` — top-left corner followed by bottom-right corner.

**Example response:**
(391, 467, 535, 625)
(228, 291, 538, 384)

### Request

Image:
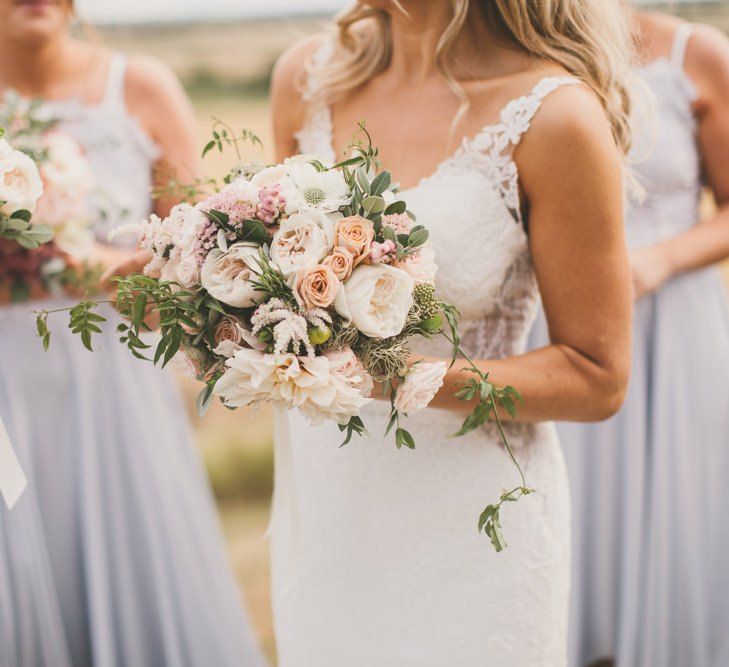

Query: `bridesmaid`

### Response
(0, 2, 265, 666)
(531, 9, 729, 667)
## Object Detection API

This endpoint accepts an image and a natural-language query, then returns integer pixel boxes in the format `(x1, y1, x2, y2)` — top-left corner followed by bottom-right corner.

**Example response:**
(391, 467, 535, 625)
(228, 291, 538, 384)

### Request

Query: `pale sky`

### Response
(74, 0, 718, 25)
(76, 0, 348, 24)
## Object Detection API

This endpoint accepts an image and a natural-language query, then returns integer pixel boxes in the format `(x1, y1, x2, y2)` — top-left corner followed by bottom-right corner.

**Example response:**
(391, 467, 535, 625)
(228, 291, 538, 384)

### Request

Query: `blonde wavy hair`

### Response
(309, 0, 637, 155)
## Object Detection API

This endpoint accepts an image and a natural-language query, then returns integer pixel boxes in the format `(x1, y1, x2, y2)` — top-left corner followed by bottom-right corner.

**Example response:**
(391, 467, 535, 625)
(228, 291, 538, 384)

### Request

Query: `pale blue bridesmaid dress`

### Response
(530, 24, 729, 667)
(0, 54, 266, 667)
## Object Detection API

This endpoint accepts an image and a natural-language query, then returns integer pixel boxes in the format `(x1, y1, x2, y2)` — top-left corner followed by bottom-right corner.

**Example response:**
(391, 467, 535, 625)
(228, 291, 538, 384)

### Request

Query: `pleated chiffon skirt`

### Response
(0, 299, 265, 667)
(530, 265, 729, 667)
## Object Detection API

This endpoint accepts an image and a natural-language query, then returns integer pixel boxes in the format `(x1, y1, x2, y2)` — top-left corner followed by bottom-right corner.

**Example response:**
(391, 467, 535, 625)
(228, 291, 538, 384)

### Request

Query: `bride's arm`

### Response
(425, 85, 632, 423)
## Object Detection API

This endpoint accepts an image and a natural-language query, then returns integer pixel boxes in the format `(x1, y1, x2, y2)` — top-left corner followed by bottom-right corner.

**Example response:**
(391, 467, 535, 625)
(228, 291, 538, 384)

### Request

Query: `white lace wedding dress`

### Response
(270, 51, 576, 666)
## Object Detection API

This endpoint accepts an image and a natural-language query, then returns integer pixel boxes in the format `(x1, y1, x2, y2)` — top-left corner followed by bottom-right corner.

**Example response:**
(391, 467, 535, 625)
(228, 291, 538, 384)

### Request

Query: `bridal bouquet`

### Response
(0, 94, 95, 299)
(36, 123, 530, 551)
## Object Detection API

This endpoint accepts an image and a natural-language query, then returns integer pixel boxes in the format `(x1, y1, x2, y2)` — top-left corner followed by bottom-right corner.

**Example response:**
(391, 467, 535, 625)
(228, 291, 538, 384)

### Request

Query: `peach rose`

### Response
(336, 215, 374, 265)
(321, 246, 355, 281)
(294, 264, 340, 310)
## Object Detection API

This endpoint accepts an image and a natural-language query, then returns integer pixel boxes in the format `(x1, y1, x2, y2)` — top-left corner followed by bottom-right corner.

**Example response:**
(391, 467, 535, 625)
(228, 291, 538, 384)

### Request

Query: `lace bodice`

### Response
(43, 53, 160, 247)
(297, 45, 579, 361)
(627, 23, 701, 248)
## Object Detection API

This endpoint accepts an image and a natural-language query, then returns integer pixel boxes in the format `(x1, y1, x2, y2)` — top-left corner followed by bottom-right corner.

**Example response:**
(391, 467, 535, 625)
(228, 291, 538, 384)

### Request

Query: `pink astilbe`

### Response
(202, 182, 258, 228)
(193, 217, 219, 266)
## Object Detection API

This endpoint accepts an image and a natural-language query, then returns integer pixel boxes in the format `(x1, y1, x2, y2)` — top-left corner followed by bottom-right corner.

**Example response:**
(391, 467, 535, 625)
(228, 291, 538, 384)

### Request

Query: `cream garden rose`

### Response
(270, 211, 336, 277)
(213, 347, 373, 425)
(213, 348, 281, 409)
(200, 242, 262, 308)
(396, 244, 438, 286)
(336, 263, 414, 338)
(0, 137, 43, 216)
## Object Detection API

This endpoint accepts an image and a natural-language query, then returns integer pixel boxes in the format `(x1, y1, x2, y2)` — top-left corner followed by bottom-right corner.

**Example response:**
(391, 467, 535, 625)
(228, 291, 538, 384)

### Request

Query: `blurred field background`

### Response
(82, 1, 729, 662)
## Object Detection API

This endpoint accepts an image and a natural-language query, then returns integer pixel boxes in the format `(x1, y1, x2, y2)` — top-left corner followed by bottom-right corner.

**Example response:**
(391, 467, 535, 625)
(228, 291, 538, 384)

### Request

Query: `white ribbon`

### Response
(0, 415, 27, 509)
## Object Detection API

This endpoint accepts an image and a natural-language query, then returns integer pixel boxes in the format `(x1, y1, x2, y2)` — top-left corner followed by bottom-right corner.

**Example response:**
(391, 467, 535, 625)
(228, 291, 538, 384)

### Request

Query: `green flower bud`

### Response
(421, 314, 443, 333)
(308, 325, 332, 346)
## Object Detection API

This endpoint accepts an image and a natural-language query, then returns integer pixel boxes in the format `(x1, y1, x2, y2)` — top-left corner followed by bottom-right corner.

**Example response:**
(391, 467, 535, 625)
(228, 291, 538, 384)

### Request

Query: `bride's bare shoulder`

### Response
(517, 82, 621, 198)
(271, 34, 329, 155)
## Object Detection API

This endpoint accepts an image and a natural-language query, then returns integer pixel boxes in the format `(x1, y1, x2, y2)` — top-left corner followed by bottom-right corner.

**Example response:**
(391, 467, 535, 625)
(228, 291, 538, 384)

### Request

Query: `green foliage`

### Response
(0, 209, 54, 249)
(115, 275, 199, 365)
(478, 487, 534, 552)
(35, 274, 200, 364)
(338, 415, 366, 446)
(202, 117, 262, 160)
(249, 249, 296, 305)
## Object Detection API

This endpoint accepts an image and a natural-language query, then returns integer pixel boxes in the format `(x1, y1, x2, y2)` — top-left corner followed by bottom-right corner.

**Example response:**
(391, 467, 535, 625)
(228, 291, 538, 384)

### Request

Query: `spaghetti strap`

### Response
(671, 23, 694, 69)
(102, 53, 127, 108)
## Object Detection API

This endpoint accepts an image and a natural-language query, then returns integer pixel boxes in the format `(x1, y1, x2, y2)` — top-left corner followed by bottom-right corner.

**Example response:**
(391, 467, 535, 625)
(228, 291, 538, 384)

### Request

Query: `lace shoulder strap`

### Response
(496, 76, 581, 148)
(295, 38, 336, 161)
(469, 76, 581, 225)
(671, 23, 694, 69)
(302, 38, 335, 102)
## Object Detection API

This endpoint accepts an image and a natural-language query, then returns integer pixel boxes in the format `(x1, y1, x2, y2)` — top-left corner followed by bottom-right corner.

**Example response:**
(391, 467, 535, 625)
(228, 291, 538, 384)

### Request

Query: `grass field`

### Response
(94, 5, 729, 663)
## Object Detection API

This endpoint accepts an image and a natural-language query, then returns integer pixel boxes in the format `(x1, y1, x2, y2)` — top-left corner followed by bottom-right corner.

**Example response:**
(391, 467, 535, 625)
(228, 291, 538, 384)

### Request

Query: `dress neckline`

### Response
(312, 75, 580, 202)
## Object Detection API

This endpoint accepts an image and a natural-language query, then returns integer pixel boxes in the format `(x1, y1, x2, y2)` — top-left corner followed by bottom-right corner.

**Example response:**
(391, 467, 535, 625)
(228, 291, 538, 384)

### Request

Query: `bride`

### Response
(269, 1, 633, 664)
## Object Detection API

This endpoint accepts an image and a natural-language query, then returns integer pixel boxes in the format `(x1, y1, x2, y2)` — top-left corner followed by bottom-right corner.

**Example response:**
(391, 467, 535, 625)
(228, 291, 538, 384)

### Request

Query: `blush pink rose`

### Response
(393, 361, 447, 414)
(335, 215, 375, 266)
(321, 246, 355, 281)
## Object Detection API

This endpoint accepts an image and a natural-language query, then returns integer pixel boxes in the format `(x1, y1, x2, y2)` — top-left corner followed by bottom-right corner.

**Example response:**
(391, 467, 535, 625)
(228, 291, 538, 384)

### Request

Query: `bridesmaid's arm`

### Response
(632, 25, 729, 298)
(125, 54, 201, 218)
(99, 55, 200, 283)
(425, 85, 632, 423)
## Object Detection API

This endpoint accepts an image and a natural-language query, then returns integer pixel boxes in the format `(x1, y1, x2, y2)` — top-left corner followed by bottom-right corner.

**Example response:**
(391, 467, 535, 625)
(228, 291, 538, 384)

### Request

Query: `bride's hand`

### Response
(629, 244, 674, 300)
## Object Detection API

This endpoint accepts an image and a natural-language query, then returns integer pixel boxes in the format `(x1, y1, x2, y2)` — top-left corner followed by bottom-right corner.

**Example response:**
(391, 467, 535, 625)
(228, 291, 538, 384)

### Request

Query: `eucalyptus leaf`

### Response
(239, 219, 269, 245)
(9, 209, 32, 223)
(407, 226, 429, 248)
(355, 167, 371, 195)
(384, 200, 407, 215)
(370, 170, 391, 196)
(362, 195, 385, 218)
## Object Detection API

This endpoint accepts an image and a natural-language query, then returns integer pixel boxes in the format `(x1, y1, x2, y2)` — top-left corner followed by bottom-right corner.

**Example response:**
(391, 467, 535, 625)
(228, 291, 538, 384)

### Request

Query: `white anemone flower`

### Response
(285, 162, 351, 214)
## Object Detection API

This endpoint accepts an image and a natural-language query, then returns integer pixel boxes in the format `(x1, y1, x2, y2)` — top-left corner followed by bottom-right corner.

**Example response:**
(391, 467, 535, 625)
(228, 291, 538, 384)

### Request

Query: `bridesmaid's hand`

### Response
(99, 250, 152, 294)
(629, 244, 674, 300)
